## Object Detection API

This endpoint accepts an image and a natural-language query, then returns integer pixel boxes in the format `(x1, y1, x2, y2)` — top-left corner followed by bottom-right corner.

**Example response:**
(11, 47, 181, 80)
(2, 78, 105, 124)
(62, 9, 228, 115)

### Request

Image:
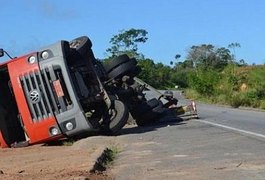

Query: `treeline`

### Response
(136, 57, 265, 110)
(104, 28, 265, 109)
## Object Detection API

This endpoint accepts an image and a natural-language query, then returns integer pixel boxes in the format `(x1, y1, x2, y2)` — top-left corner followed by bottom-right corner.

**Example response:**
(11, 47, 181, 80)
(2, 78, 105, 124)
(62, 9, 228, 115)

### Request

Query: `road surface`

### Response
(1, 90, 264, 179)
(110, 91, 265, 180)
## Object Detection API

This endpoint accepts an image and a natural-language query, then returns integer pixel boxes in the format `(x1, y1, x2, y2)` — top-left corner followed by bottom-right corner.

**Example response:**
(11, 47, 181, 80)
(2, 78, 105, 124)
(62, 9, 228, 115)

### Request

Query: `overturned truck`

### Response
(0, 36, 197, 148)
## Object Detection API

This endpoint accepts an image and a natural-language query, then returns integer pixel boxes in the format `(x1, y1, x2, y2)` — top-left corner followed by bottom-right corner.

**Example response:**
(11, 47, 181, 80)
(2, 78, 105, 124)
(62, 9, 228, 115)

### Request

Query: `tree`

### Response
(238, 59, 247, 66)
(137, 58, 156, 86)
(137, 58, 176, 88)
(228, 42, 241, 61)
(186, 44, 232, 70)
(187, 44, 214, 69)
(170, 54, 181, 66)
(106, 28, 148, 58)
(175, 54, 181, 60)
(215, 47, 232, 68)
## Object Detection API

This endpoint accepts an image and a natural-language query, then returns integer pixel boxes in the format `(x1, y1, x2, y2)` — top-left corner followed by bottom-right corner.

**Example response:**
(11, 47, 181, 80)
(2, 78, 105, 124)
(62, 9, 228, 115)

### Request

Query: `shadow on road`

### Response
(118, 115, 186, 136)
(44, 111, 188, 146)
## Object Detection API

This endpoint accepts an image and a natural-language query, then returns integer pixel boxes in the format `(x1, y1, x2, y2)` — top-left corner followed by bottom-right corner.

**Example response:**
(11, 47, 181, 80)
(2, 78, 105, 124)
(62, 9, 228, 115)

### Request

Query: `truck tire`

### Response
(128, 65, 141, 78)
(131, 98, 160, 118)
(104, 100, 129, 134)
(107, 59, 137, 79)
(132, 99, 165, 127)
(135, 106, 165, 127)
(69, 36, 92, 56)
(103, 54, 130, 73)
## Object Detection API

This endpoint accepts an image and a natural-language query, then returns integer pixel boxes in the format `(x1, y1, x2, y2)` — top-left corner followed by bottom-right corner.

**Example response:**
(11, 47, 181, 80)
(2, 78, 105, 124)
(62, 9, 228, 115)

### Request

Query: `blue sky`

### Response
(1, 0, 265, 65)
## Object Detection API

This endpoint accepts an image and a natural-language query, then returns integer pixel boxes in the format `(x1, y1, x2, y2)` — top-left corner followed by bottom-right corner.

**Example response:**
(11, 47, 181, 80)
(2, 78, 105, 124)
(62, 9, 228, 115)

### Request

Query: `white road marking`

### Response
(173, 155, 188, 158)
(197, 119, 265, 139)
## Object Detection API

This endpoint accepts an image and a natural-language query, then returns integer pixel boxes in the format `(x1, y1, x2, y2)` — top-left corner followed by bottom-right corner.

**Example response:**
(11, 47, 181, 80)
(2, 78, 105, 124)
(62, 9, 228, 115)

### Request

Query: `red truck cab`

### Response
(0, 39, 97, 147)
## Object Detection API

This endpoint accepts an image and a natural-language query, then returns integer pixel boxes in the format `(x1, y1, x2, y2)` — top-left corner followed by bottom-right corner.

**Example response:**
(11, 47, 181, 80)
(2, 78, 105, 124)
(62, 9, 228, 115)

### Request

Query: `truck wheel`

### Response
(132, 99, 165, 127)
(131, 98, 160, 118)
(128, 66, 141, 78)
(107, 59, 137, 79)
(69, 36, 92, 56)
(104, 100, 129, 134)
(103, 54, 130, 73)
(135, 106, 165, 127)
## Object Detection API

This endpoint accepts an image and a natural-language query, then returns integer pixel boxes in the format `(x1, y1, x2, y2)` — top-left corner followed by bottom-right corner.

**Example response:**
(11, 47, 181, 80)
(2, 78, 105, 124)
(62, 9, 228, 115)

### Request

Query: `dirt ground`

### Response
(0, 136, 117, 180)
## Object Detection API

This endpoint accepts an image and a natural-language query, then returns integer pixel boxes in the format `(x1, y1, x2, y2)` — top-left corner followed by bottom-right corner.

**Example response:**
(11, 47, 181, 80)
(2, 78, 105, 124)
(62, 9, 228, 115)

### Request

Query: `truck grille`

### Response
(20, 66, 72, 122)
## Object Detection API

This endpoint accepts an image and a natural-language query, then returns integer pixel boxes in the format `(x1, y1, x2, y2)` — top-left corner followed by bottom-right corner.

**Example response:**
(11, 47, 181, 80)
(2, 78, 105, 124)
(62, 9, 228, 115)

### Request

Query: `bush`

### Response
(215, 94, 229, 105)
(171, 71, 189, 88)
(184, 88, 201, 100)
(188, 70, 220, 96)
(256, 84, 265, 99)
(228, 91, 263, 108)
(260, 100, 265, 110)
(246, 90, 258, 100)
(229, 92, 244, 108)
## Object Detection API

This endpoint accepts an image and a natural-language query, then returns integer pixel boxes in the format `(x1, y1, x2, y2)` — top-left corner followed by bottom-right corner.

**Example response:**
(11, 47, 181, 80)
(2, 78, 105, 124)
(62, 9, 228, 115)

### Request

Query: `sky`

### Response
(1, 0, 265, 65)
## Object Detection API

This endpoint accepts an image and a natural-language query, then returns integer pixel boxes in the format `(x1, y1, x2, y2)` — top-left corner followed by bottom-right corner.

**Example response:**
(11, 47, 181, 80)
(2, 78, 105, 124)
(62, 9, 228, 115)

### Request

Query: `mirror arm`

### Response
(3, 50, 14, 59)
(0, 49, 14, 59)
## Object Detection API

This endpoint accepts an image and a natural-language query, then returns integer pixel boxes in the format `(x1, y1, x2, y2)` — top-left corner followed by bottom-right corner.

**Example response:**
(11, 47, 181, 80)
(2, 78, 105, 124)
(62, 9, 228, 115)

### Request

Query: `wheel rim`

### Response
(109, 108, 117, 121)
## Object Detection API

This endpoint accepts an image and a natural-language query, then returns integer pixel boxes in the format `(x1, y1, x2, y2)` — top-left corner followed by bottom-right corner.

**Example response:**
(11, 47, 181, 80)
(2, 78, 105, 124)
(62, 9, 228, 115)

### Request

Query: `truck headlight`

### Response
(41, 51, 49, 59)
(28, 56, 36, 64)
(65, 122, 74, 131)
(50, 127, 59, 136)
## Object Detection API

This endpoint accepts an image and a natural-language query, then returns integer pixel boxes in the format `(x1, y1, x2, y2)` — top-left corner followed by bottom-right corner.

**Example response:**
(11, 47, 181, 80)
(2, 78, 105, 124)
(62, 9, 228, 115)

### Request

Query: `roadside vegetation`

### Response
(104, 28, 265, 110)
(91, 146, 119, 172)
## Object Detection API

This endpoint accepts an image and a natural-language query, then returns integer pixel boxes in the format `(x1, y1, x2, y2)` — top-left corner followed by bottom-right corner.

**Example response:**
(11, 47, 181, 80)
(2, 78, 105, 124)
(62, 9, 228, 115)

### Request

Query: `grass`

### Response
(259, 100, 265, 110)
(182, 65, 265, 110)
(90, 146, 119, 172)
(62, 138, 76, 146)
(184, 88, 265, 111)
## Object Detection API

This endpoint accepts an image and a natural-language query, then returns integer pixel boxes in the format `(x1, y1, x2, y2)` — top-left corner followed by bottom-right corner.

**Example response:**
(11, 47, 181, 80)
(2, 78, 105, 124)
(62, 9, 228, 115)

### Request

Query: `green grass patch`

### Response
(185, 88, 265, 110)
(90, 146, 119, 172)
(184, 89, 201, 100)
(259, 100, 265, 110)
(61, 138, 76, 146)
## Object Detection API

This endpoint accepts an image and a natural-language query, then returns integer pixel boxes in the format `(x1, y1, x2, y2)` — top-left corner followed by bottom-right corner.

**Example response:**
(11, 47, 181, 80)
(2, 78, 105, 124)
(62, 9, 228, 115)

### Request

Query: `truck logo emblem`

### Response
(29, 90, 40, 103)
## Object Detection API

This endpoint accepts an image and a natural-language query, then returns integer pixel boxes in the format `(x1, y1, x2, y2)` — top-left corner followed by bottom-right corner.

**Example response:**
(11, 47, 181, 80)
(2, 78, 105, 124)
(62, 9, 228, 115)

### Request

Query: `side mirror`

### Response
(0, 49, 3, 57)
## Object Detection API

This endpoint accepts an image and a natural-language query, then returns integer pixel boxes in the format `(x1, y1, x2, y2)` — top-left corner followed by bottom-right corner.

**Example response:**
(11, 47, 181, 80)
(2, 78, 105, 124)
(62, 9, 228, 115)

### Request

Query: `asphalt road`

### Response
(198, 103, 265, 139)
(109, 91, 265, 179)
(173, 90, 265, 139)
